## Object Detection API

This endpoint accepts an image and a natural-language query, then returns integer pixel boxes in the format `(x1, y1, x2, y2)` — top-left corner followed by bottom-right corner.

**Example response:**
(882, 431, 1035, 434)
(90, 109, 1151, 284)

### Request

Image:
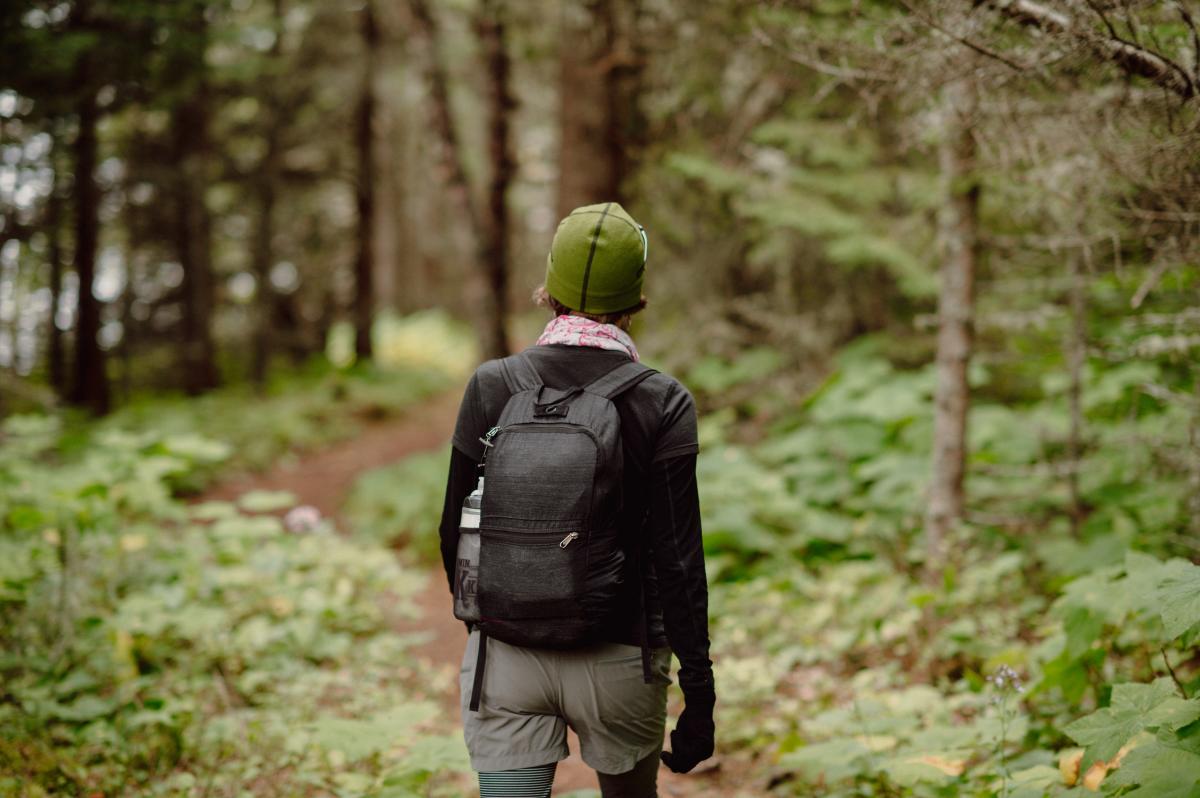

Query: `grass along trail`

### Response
(201, 389, 727, 796)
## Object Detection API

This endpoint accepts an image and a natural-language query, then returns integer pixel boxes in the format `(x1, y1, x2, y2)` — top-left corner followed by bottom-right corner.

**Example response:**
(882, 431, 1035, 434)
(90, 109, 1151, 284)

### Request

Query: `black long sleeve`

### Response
(439, 353, 712, 705)
(438, 446, 480, 594)
(646, 453, 714, 700)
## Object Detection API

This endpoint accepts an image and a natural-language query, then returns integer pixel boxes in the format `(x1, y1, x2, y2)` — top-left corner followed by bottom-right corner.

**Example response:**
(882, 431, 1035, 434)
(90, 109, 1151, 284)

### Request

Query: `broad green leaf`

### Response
(162, 434, 232, 462)
(1158, 562, 1200, 640)
(1064, 680, 1200, 767)
(388, 735, 470, 775)
(53, 668, 99, 698)
(44, 694, 120, 723)
(881, 754, 963, 786)
(306, 703, 437, 762)
(779, 737, 871, 783)
(1008, 764, 1060, 790)
(1063, 607, 1104, 659)
(684, 347, 784, 395)
(211, 515, 284, 538)
(5, 505, 46, 530)
(190, 500, 238, 520)
(237, 490, 297, 513)
(1103, 740, 1200, 798)
(332, 772, 373, 792)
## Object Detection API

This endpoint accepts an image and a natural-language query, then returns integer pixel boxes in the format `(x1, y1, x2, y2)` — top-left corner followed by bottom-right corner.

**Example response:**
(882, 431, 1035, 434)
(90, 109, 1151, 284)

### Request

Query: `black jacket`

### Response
(437, 345, 714, 697)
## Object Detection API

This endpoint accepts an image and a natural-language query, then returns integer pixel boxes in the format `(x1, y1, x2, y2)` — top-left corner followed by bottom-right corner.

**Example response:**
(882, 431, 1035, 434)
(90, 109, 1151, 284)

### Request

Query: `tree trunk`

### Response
(374, 24, 408, 315)
(5, 259, 22, 376)
(407, 0, 508, 361)
(375, 102, 400, 313)
(250, 163, 276, 384)
(70, 82, 109, 415)
(354, 0, 378, 361)
(118, 264, 136, 402)
(1065, 246, 1088, 534)
(556, 0, 641, 219)
(174, 77, 221, 395)
(925, 80, 978, 577)
(394, 92, 428, 313)
(46, 138, 66, 392)
(407, 0, 480, 236)
(251, 0, 284, 385)
(476, 0, 514, 360)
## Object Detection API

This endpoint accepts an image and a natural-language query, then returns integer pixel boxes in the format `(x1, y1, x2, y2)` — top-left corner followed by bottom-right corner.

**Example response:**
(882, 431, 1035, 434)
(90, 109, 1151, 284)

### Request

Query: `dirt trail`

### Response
(203, 390, 726, 797)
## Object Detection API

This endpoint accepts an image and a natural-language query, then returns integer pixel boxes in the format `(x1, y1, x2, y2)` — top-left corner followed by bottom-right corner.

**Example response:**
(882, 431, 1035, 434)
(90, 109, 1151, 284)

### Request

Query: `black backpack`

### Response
(464, 351, 657, 710)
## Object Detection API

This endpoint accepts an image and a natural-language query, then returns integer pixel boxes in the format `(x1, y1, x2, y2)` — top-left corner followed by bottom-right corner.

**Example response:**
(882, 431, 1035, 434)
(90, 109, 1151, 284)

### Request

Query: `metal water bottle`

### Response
(453, 477, 484, 622)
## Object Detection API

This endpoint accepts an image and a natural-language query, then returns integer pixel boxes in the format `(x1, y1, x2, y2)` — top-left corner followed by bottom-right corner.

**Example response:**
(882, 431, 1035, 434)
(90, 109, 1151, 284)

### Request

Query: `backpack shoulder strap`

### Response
(498, 352, 543, 393)
(582, 360, 658, 400)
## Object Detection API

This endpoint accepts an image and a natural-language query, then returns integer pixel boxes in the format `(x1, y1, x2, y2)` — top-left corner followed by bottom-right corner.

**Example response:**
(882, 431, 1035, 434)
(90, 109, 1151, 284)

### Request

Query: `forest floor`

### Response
(203, 390, 731, 797)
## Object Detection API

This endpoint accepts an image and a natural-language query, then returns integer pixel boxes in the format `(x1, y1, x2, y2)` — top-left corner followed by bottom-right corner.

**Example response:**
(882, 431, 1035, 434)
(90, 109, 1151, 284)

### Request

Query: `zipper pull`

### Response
(479, 426, 501, 449)
(559, 532, 579, 549)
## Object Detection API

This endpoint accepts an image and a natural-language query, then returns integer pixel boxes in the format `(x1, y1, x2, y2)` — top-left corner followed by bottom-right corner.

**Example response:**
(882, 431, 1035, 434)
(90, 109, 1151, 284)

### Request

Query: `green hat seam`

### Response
(578, 202, 612, 312)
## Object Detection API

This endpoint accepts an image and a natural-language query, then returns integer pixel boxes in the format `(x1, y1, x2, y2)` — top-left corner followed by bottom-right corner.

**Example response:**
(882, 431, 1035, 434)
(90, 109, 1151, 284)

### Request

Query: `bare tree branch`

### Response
(898, 0, 1032, 71)
(980, 0, 1198, 99)
(1174, 0, 1200, 84)
(1163, 647, 1190, 699)
(1079, 0, 1121, 42)
(1130, 258, 1172, 309)
(749, 24, 895, 83)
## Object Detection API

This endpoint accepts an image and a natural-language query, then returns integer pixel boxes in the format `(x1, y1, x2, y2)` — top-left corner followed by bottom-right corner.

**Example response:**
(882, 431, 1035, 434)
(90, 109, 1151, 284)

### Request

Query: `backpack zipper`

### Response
(481, 423, 602, 525)
(490, 422, 602, 471)
(482, 529, 583, 547)
(502, 422, 598, 443)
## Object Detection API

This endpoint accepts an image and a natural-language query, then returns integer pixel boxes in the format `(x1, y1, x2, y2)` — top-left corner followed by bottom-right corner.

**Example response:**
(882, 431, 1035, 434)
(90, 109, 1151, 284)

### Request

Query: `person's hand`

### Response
(660, 694, 715, 774)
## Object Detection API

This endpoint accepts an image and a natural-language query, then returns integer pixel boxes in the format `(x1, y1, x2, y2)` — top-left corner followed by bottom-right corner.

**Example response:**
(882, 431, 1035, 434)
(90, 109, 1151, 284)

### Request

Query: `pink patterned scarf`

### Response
(535, 315, 640, 362)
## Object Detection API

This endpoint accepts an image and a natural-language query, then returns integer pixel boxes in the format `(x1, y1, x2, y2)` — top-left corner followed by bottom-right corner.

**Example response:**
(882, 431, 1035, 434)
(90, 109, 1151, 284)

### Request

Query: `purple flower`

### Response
(990, 665, 1024, 694)
(285, 504, 323, 533)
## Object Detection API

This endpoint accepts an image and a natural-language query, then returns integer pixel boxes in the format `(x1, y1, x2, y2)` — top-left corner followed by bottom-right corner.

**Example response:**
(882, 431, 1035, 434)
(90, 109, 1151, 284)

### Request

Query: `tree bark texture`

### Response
(118, 254, 136, 401)
(251, 0, 284, 385)
(476, 0, 514, 360)
(556, 0, 636, 220)
(250, 157, 277, 384)
(406, 0, 481, 236)
(46, 140, 66, 392)
(354, 0, 379, 360)
(173, 78, 221, 395)
(375, 101, 400, 313)
(70, 82, 110, 415)
(407, 0, 508, 361)
(925, 80, 979, 575)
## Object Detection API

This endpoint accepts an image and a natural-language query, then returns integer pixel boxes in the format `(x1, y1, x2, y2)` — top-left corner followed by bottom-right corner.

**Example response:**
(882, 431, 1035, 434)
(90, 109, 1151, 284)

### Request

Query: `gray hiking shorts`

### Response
(459, 629, 672, 774)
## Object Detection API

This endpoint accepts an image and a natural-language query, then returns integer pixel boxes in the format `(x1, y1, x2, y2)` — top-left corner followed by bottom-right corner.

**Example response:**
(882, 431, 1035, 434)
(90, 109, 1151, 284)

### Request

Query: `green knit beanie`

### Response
(545, 202, 647, 314)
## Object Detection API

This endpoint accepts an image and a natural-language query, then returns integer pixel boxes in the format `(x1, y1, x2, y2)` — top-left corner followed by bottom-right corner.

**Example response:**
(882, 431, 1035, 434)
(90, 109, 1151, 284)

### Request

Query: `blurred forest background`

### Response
(2, 0, 1200, 796)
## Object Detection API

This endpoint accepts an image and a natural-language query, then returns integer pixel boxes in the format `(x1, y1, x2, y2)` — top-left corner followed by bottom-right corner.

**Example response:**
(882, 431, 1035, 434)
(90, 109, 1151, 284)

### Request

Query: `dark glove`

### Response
(660, 692, 715, 774)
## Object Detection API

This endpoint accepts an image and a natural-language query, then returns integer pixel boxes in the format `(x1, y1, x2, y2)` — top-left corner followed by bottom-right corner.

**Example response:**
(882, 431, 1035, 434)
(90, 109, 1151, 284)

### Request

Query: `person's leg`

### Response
(459, 630, 569, 774)
(596, 750, 660, 798)
(478, 762, 557, 798)
(561, 643, 672, 798)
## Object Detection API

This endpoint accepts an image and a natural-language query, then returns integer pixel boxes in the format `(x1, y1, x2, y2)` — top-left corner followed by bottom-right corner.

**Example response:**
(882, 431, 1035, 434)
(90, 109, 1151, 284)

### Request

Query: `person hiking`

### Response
(438, 202, 715, 798)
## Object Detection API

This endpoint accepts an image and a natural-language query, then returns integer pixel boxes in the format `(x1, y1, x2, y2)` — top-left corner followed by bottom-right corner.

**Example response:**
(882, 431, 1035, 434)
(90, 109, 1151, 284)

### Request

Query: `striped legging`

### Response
(478, 763, 556, 797)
